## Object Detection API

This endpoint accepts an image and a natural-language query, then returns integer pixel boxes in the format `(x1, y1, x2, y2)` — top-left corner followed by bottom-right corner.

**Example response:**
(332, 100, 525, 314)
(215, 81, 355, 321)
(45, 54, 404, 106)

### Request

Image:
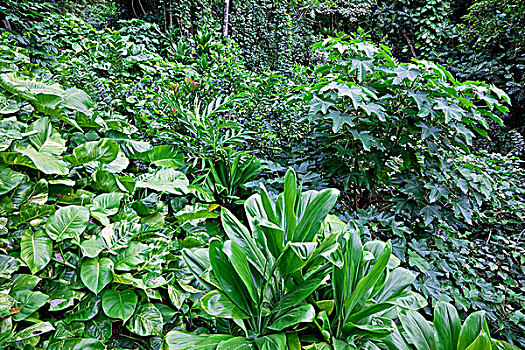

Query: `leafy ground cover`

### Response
(0, 1, 524, 349)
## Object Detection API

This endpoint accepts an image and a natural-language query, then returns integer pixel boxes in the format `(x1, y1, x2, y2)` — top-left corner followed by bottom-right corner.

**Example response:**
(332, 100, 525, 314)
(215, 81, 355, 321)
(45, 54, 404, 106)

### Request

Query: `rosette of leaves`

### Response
(380, 301, 520, 350)
(171, 168, 342, 348)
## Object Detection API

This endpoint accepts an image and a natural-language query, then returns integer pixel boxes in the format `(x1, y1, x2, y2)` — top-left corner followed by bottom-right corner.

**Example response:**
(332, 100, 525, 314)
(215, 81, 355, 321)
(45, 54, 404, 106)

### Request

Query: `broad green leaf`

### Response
(165, 331, 233, 350)
(85, 314, 113, 342)
(20, 229, 52, 273)
(14, 144, 69, 175)
(26, 117, 66, 155)
(399, 310, 437, 350)
(139, 145, 184, 168)
(0, 165, 24, 195)
(80, 257, 113, 295)
(45, 205, 90, 241)
(208, 239, 254, 316)
(135, 168, 189, 194)
(13, 322, 54, 341)
(464, 331, 492, 350)
(458, 311, 491, 350)
(48, 338, 105, 350)
(12, 290, 49, 321)
(112, 242, 149, 271)
(102, 289, 137, 322)
(80, 239, 105, 258)
(63, 294, 102, 323)
(126, 303, 163, 336)
(65, 138, 119, 166)
(201, 290, 250, 319)
(254, 334, 287, 350)
(217, 337, 254, 349)
(434, 301, 461, 350)
(268, 303, 315, 331)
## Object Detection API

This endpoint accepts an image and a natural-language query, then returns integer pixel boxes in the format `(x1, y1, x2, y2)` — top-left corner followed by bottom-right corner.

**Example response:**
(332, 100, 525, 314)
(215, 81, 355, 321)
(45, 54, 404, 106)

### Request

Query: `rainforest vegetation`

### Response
(0, 0, 524, 349)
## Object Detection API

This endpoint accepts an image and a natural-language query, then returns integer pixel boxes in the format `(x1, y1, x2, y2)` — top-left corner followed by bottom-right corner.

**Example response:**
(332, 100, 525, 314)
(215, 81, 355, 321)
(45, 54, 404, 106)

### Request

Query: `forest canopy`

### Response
(0, 0, 524, 349)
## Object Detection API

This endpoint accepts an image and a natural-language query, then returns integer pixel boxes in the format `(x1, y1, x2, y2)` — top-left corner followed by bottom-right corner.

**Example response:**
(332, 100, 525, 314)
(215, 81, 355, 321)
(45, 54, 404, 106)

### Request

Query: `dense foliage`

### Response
(0, 0, 523, 349)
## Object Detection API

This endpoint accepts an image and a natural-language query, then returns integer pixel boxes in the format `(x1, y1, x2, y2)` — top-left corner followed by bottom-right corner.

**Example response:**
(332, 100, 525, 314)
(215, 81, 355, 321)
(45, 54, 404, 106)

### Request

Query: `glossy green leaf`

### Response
(45, 205, 90, 241)
(399, 310, 437, 350)
(434, 301, 461, 350)
(80, 257, 113, 295)
(102, 289, 137, 322)
(65, 138, 119, 166)
(165, 331, 233, 350)
(20, 229, 52, 273)
(126, 303, 163, 336)
(201, 290, 250, 319)
(268, 303, 315, 331)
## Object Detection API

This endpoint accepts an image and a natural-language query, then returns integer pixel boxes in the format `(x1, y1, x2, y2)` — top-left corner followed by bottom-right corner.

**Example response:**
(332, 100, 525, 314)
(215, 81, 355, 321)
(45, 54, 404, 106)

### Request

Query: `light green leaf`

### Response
(102, 289, 137, 322)
(80, 257, 113, 295)
(126, 303, 163, 336)
(45, 205, 90, 242)
(20, 229, 52, 274)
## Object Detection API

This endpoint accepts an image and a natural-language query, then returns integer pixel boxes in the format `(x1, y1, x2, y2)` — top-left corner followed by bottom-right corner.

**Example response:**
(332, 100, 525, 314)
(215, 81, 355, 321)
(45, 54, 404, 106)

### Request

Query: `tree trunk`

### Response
(222, 0, 230, 37)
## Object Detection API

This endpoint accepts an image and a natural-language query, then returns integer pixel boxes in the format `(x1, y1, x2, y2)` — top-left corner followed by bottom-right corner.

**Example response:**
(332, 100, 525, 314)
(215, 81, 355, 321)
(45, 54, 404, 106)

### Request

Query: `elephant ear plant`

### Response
(169, 168, 342, 348)
(381, 301, 520, 350)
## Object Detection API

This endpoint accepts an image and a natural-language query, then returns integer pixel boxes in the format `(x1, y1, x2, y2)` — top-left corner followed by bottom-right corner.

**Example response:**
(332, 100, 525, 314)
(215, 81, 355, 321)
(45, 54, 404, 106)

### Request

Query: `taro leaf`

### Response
(100, 221, 141, 253)
(45, 205, 89, 242)
(80, 257, 114, 295)
(89, 192, 124, 217)
(165, 331, 233, 349)
(155, 303, 177, 323)
(63, 294, 102, 324)
(10, 203, 55, 227)
(26, 178, 48, 205)
(84, 313, 112, 342)
(64, 138, 119, 166)
(13, 322, 54, 341)
(0, 254, 21, 277)
(112, 242, 149, 271)
(135, 168, 189, 195)
(126, 303, 163, 336)
(48, 284, 81, 311)
(79, 240, 105, 258)
(26, 117, 66, 155)
(12, 290, 49, 321)
(62, 87, 93, 113)
(20, 229, 52, 274)
(102, 151, 129, 173)
(267, 303, 315, 331)
(14, 144, 69, 175)
(139, 145, 184, 169)
(254, 334, 287, 350)
(11, 274, 41, 293)
(173, 203, 219, 223)
(0, 165, 25, 195)
(53, 321, 85, 339)
(48, 338, 105, 350)
(102, 289, 137, 322)
(0, 293, 17, 316)
(93, 170, 120, 192)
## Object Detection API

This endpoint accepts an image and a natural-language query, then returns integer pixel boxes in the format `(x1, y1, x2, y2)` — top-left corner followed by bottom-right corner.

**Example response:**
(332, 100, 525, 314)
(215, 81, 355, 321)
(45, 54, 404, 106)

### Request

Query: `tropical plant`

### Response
(200, 150, 263, 206)
(313, 222, 426, 347)
(172, 168, 341, 348)
(381, 301, 520, 350)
